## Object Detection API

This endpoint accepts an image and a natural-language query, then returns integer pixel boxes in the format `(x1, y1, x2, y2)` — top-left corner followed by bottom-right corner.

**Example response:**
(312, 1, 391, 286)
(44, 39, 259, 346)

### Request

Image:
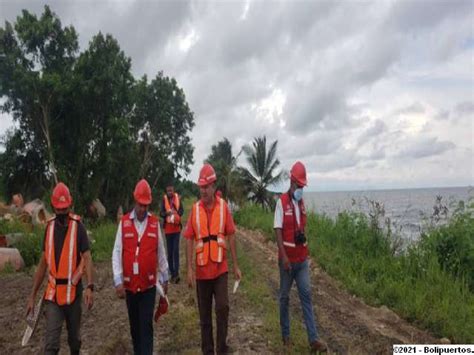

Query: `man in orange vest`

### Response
(25, 182, 94, 355)
(112, 179, 169, 355)
(274, 162, 327, 352)
(184, 164, 242, 355)
(160, 183, 184, 284)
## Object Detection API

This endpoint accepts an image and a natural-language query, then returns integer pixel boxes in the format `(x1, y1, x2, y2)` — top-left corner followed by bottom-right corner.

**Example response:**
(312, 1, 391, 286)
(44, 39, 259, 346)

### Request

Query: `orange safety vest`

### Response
(164, 193, 181, 225)
(44, 214, 84, 306)
(192, 197, 227, 266)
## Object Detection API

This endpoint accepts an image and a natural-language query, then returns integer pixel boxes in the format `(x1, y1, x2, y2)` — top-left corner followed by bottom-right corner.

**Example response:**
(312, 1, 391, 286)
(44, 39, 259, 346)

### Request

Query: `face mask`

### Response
(293, 188, 304, 201)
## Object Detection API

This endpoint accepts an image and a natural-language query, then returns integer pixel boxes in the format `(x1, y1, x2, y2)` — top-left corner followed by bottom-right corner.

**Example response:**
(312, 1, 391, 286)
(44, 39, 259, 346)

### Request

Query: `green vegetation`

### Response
(234, 201, 474, 343)
(0, 5, 195, 215)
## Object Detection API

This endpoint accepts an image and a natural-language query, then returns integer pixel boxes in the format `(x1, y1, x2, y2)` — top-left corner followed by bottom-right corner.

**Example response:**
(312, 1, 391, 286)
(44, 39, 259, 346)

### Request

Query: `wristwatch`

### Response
(87, 284, 95, 292)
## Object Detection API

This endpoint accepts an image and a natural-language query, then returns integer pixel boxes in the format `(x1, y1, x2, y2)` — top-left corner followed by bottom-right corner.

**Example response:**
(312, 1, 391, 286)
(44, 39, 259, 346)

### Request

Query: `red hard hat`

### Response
(290, 161, 307, 186)
(51, 182, 73, 209)
(154, 296, 169, 322)
(134, 179, 152, 205)
(197, 164, 217, 187)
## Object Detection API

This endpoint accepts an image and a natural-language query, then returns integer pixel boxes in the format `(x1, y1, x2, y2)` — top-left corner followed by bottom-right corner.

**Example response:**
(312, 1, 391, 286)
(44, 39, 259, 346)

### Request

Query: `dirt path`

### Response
(0, 227, 438, 354)
(237, 228, 439, 354)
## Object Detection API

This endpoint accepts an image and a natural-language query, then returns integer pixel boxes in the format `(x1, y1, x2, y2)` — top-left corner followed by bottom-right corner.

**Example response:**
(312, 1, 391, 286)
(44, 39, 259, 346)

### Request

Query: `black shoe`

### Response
(310, 339, 328, 353)
(175, 276, 180, 284)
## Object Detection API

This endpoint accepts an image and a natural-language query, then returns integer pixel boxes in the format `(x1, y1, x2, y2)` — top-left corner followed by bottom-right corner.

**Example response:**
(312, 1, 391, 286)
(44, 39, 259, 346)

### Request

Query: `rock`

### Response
(89, 199, 106, 219)
(0, 247, 25, 271)
(11, 193, 24, 208)
(440, 338, 451, 344)
(23, 199, 52, 225)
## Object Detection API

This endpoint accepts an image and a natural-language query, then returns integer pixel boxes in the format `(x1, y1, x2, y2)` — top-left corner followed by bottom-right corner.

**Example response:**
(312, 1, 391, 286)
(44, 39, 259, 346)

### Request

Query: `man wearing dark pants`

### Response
(160, 183, 184, 283)
(274, 162, 327, 353)
(112, 179, 169, 355)
(26, 182, 94, 355)
(185, 164, 242, 355)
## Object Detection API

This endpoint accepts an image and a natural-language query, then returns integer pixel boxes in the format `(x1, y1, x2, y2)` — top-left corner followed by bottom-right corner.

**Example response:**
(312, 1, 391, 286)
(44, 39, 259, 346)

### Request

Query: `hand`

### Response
(282, 255, 291, 271)
(26, 294, 35, 317)
(84, 288, 94, 310)
(187, 268, 195, 289)
(233, 266, 242, 281)
(115, 284, 125, 299)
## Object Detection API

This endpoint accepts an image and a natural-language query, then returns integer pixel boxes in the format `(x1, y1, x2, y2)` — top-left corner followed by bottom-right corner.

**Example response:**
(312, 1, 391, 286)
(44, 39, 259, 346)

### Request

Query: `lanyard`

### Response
(134, 216, 147, 259)
(288, 192, 301, 232)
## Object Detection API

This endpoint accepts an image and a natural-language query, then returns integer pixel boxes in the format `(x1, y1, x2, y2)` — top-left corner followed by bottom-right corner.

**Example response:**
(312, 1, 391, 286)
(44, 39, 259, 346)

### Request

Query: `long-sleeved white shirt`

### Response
(112, 210, 169, 287)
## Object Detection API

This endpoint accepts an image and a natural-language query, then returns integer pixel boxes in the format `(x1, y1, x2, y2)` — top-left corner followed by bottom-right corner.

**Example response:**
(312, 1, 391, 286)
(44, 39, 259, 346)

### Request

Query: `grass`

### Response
(236, 242, 310, 353)
(234, 202, 474, 344)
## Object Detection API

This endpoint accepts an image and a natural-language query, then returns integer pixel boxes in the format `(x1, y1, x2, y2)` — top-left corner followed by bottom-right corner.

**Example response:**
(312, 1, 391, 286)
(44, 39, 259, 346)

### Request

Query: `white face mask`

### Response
(293, 188, 303, 201)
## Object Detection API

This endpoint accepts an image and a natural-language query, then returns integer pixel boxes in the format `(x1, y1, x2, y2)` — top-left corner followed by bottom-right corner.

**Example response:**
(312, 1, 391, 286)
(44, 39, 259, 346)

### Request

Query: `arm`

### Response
(26, 253, 47, 316)
(112, 222, 125, 298)
(227, 233, 241, 280)
(274, 199, 290, 270)
(178, 198, 184, 217)
(157, 229, 169, 289)
(82, 250, 94, 309)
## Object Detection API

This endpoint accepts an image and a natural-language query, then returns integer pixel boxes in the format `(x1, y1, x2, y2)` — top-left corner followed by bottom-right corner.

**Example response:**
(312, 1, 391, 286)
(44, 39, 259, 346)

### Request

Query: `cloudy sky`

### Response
(1, 0, 473, 191)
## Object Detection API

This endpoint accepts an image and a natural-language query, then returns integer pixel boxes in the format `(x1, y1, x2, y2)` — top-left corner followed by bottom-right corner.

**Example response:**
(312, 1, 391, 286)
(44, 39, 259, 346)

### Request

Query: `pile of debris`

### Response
(0, 193, 53, 272)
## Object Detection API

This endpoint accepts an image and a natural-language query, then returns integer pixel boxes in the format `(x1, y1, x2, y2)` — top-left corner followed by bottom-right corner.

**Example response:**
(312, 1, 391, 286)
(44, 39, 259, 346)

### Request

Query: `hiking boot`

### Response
(310, 339, 328, 353)
(175, 275, 180, 284)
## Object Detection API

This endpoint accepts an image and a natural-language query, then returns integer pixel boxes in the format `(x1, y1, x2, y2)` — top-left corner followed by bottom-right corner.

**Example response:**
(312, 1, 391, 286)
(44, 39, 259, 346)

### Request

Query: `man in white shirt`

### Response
(112, 179, 169, 355)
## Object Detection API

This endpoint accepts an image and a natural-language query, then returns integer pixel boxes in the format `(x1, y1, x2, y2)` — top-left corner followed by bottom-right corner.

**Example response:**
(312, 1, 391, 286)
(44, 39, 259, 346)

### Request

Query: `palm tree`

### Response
(239, 136, 283, 210)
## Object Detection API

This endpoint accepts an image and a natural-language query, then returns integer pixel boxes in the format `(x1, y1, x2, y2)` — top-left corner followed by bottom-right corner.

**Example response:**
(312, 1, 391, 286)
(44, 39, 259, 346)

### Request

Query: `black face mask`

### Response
(56, 213, 68, 225)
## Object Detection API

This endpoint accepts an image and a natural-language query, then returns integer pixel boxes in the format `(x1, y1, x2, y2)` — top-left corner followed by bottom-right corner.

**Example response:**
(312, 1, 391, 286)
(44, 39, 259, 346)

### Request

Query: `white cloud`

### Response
(0, 0, 473, 190)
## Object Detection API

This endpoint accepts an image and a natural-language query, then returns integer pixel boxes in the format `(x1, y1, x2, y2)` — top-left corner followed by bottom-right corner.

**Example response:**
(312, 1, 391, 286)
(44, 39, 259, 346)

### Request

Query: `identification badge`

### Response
(133, 262, 139, 275)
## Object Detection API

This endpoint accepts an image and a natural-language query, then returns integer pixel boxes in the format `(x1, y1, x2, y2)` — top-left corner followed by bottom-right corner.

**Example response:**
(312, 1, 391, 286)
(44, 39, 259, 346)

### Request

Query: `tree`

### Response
(239, 136, 283, 209)
(205, 137, 243, 203)
(0, 6, 195, 215)
(131, 72, 195, 195)
(0, 5, 79, 192)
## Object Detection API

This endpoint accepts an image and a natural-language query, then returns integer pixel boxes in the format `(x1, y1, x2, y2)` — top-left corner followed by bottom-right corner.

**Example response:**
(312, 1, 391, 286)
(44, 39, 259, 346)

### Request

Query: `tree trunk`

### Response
(40, 102, 58, 185)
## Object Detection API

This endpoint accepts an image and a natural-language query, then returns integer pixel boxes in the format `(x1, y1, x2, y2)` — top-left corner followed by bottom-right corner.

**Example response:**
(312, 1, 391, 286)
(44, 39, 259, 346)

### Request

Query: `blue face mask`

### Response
(293, 188, 304, 201)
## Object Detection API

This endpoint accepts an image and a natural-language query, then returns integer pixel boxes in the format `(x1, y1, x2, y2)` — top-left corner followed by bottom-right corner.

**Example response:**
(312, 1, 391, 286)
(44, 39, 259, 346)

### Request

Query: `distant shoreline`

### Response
(272, 185, 473, 194)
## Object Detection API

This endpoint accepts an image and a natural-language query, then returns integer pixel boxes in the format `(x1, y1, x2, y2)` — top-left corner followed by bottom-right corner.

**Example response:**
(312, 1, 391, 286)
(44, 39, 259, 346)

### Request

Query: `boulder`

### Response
(23, 199, 52, 225)
(0, 247, 25, 271)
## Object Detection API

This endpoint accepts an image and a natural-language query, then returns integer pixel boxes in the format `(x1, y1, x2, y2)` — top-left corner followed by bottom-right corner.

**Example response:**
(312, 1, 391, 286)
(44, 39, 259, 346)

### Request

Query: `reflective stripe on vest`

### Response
(193, 198, 226, 266)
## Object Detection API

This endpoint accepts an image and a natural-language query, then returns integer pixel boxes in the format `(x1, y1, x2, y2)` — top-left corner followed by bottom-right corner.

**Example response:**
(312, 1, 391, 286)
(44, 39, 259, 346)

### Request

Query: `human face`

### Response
(134, 203, 149, 221)
(200, 183, 216, 206)
(166, 186, 174, 198)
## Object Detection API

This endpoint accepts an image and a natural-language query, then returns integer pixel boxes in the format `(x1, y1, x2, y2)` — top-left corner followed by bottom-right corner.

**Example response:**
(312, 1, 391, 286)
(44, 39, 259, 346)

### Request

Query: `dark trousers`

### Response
(196, 273, 229, 355)
(165, 232, 180, 278)
(125, 286, 156, 355)
(44, 289, 82, 355)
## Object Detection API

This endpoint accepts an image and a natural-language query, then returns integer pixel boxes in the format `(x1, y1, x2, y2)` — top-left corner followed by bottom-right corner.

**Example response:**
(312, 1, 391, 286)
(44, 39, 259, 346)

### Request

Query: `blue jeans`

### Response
(279, 258, 319, 343)
(166, 232, 180, 278)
